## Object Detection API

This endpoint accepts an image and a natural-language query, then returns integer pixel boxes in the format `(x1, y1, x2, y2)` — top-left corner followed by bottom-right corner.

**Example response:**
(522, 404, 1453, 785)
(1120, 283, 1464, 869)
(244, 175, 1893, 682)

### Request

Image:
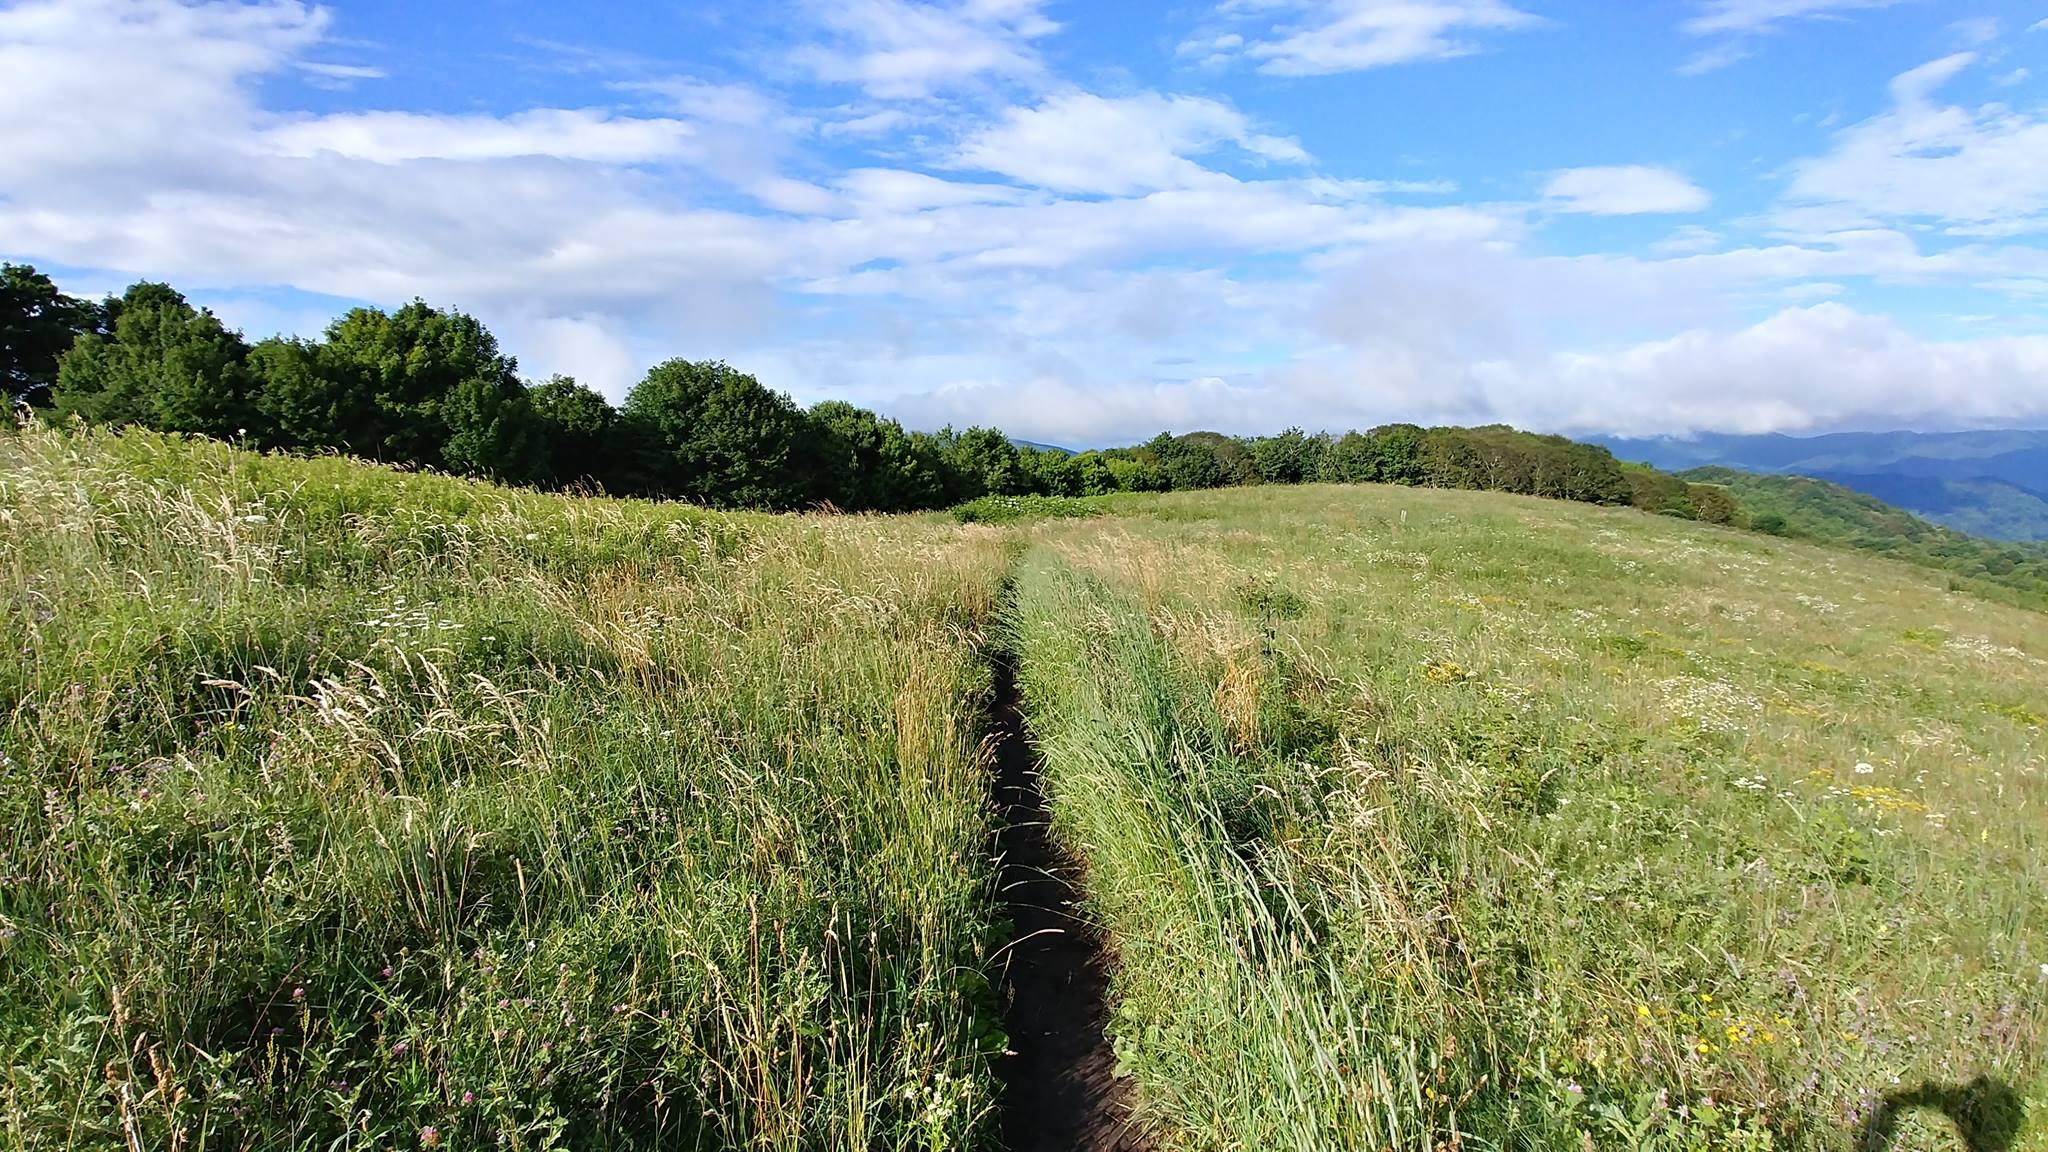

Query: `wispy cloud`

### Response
(1681, 0, 1899, 73)
(952, 90, 1309, 196)
(788, 0, 1056, 99)
(1780, 53, 2048, 237)
(1543, 166, 1710, 215)
(295, 60, 384, 82)
(1210, 0, 1537, 76)
(264, 109, 696, 164)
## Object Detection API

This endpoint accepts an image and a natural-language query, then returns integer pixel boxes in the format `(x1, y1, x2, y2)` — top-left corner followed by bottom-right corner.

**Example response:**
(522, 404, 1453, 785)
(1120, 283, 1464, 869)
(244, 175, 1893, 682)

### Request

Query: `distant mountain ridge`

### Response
(1595, 430, 2048, 542)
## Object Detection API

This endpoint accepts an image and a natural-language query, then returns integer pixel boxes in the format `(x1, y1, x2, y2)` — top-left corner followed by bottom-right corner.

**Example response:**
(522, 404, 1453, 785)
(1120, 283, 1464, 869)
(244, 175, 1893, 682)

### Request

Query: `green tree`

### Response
(946, 427, 1026, 498)
(1146, 432, 1224, 490)
(1103, 452, 1167, 492)
(444, 372, 545, 484)
(530, 375, 616, 490)
(1366, 423, 1425, 484)
(1178, 431, 1260, 486)
(2, 264, 99, 407)
(1018, 445, 1081, 496)
(1556, 441, 1631, 505)
(805, 400, 948, 511)
(1065, 451, 1120, 495)
(1689, 483, 1738, 526)
(312, 301, 532, 476)
(1321, 431, 1378, 483)
(622, 359, 809, 508)
(1420, 428, 1485, 490)
(251, 336, 356, 451)
(1251, 427, 1325, 485)
(53, 282, 257, 438)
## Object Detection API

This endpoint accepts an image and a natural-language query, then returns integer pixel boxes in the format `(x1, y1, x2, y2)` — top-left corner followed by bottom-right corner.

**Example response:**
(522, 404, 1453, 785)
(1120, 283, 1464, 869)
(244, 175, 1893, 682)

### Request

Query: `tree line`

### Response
(2, 263, 1738, 520)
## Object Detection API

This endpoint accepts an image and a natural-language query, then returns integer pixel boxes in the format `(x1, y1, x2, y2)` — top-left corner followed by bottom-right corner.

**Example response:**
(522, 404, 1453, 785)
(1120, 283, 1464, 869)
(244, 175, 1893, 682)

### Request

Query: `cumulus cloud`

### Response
(1517, 303, 2048, 436)
(4, 0, 2045, 445)
(1214, 0, 1538, 75)
(1543, 167, 1711, 215)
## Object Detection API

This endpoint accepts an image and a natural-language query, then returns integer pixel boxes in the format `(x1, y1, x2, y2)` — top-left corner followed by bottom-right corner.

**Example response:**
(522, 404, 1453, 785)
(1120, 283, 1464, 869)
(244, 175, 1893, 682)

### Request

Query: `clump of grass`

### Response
(1010, 482, 2048, 1151)
(950, 494, 1102, 524)
(0, 423, 1009, 1150)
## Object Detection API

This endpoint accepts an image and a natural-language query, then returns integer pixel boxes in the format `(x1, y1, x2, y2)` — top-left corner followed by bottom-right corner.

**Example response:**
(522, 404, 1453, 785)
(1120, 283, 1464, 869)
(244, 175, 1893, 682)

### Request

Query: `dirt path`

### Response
(989, 658, 1152, 1152)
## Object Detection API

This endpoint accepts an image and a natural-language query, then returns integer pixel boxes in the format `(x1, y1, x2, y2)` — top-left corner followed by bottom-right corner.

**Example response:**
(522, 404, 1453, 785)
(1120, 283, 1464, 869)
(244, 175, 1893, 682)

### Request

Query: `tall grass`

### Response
(6, 426, 2041, 1151)
(0, 424, 1009, 1150)
(1009, 484, 2047, 1151)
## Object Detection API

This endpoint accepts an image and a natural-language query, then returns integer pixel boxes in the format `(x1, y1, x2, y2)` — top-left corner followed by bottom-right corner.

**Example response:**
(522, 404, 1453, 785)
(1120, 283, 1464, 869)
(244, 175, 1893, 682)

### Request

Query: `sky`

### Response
(3, 0, 2047, 446)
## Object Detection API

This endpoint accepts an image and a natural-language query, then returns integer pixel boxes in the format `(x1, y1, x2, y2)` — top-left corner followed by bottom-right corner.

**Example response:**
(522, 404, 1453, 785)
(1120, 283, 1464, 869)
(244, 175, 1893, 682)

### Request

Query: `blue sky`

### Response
(4, 0, 2047, 444)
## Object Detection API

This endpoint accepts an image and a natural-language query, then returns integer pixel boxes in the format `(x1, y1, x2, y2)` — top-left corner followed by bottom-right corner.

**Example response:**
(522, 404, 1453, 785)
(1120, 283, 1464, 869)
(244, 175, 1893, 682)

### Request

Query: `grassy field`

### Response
(0, 425, 1009, 1149)
(2, 426, 2043, 1151)
(1010, 484, 2045, 1151)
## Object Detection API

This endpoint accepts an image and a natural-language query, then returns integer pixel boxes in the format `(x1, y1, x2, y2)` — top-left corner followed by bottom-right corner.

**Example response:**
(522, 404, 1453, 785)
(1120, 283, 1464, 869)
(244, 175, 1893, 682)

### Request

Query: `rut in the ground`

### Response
(989, 657, 1152, 1152)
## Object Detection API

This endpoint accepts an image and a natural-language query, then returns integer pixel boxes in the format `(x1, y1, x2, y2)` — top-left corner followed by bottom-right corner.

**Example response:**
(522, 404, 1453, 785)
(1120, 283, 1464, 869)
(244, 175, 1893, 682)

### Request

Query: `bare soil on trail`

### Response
(989, 660, 1153, 1152)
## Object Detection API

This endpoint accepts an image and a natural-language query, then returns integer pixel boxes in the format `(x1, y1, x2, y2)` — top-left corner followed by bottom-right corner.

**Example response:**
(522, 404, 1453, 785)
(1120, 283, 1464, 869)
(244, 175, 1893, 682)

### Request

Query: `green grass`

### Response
(0, 424, 1009, 1149)
(1684, 466, 2048, 610)
(3, 429, 2043, 1152)
(1010, 482, 2046, 1151)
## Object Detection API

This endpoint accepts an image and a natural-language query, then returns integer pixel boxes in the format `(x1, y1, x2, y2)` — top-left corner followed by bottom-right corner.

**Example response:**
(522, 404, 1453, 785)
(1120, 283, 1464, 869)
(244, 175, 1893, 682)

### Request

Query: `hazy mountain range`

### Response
(1595, 430, 2048, 542)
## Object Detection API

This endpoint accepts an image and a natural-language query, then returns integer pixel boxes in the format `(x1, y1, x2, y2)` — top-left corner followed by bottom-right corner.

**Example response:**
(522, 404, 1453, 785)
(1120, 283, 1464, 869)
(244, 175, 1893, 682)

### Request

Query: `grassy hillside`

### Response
(1011, 483, 2045, 1150)
(0, 425, 1010, 1149)
(1600, 430, 2048, 542)
(1806, 472, 2048, 543)
(3, 427, 2043, 1151)
(1684, 466, 2048, 609)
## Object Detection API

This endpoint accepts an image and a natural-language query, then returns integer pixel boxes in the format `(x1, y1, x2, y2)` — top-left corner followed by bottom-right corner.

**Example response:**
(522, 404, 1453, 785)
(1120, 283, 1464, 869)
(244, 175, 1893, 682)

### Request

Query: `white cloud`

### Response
(625, 78, 782, 126)
(0, 0, 324, 174)
(6, 0, 2047, 446)
(1543, 166, 1710, 215)
(1518, 303, 2048, 435)
(790, 0, 1057, 99)
(1948, 16, 1999, 46)
(295, 60, 383, 82)
(1218, 0, 1538, 76)
(1653, 224, 1723, 254)
(838, 168, 1029, 212)
(953, 90, 1309, 195)
(1780, 53, 2048, 236)
(1682, 0, 1897, 37)
(511, 313, 644, 400)
(887, 300, 2048, 444)
(1680, 0, 1898, 72)
(265, 109, 695, 163)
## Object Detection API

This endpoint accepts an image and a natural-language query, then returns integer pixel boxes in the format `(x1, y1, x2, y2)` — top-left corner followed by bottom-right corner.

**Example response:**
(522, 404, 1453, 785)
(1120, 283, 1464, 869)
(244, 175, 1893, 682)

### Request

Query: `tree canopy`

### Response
(2, 263, 100, 407)
(17, 263, 1742, 526)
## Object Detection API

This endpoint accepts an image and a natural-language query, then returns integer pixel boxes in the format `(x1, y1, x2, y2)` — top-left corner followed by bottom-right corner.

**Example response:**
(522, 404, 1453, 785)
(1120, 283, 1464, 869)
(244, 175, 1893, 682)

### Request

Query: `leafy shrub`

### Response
(1689, 482, 1738, 525)
(950, 494, 1101, 523)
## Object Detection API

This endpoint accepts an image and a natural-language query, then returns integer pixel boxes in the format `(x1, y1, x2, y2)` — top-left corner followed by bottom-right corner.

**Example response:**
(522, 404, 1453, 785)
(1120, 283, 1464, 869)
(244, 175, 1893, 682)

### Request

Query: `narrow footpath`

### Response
(989, 657, 1152, 1152)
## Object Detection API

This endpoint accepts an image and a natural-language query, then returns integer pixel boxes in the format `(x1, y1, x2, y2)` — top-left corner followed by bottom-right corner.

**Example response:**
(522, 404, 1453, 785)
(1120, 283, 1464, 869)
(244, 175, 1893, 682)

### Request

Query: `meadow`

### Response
(1010, 484, 2046, 1150)
(2, 424, 2043, 1151)
(0, 424, 1009, 1149)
